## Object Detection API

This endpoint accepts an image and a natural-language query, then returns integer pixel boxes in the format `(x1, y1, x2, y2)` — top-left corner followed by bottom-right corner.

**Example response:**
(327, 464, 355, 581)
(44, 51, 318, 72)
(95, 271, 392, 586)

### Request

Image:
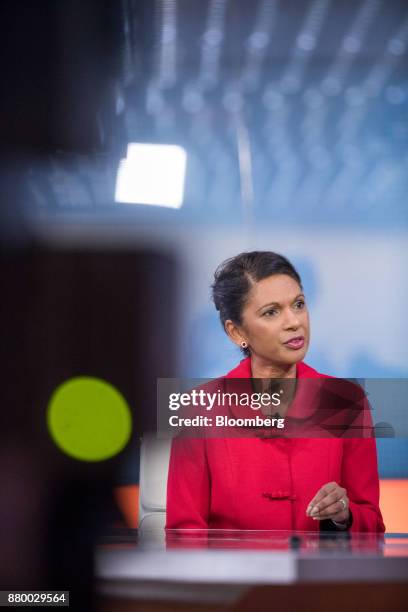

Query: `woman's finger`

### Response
(309, 490, 346, 516)
(306, 482, 345, 516)
(311, 498, 349, 520)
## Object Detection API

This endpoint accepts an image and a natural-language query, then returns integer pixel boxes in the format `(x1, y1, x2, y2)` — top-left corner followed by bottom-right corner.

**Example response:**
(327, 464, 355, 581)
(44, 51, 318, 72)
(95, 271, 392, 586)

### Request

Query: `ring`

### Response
(339, 498, 347, 511)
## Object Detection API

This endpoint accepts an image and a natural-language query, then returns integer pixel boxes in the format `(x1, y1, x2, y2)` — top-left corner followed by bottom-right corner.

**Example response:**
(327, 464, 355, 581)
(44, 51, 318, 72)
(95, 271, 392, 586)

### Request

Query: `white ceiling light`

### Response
(115, 143, 187, 208)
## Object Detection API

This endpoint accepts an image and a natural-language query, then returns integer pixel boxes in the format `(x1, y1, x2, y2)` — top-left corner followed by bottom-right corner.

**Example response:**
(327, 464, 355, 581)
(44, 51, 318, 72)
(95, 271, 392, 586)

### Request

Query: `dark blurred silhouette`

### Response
(0, 2, 178, 609)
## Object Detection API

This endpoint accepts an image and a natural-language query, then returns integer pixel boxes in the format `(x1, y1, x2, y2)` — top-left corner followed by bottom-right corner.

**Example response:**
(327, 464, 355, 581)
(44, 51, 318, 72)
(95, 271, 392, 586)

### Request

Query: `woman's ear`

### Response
(224, 319, 246, 348)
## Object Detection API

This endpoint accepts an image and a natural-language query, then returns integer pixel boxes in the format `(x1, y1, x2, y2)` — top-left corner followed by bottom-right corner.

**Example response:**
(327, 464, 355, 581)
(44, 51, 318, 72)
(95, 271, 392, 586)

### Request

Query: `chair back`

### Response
(138, 435, 172, 532)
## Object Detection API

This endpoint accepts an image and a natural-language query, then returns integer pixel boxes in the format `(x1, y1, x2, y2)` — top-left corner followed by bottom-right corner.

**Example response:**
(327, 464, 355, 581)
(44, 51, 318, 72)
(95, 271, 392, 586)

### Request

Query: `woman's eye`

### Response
(264, 309, 278, 317)
(295, 300, 305, 309)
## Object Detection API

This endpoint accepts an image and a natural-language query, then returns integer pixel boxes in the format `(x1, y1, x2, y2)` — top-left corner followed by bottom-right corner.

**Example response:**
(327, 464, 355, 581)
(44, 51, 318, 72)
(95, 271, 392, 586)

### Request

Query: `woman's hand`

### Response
(306, 481, 350, 524)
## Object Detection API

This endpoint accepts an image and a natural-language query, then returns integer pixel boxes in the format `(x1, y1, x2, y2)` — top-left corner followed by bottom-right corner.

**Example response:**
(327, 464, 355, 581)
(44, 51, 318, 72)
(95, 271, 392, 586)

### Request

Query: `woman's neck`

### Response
(250, 355, 299, 416)
(250, 355, 297, 379)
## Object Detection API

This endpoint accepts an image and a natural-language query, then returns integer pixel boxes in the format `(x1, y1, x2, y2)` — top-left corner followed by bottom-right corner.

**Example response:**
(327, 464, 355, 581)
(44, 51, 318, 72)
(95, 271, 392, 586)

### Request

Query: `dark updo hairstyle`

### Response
(212, 251, 302, 356)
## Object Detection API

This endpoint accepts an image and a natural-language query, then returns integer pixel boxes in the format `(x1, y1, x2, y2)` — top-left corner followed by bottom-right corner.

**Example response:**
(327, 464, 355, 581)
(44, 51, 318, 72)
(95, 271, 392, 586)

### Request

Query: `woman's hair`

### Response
(212, 251, 302, 356)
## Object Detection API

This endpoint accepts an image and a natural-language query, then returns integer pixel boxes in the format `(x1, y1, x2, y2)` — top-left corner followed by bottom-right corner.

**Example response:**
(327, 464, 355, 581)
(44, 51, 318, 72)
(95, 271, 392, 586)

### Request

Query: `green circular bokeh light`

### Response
(47, 377, 132, 462)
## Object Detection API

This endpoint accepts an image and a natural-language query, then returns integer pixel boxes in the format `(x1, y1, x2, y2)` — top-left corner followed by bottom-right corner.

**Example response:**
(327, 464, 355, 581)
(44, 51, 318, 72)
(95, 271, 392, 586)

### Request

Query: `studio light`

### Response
(115, 143, 187, 208)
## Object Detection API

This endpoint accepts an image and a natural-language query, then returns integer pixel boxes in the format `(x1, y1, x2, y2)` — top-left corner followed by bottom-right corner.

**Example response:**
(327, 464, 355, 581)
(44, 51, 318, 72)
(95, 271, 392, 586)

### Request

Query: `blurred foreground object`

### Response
(0, 243, 178, 609)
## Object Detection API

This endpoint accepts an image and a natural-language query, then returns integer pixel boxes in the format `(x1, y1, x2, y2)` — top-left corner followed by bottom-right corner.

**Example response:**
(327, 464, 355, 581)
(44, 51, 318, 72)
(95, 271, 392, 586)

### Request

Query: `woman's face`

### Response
(234, 274, 310, 367)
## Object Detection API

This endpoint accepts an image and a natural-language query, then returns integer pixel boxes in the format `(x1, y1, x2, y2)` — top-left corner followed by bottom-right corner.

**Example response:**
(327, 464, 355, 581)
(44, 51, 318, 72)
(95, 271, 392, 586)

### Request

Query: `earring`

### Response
(241, 341, 248, 349)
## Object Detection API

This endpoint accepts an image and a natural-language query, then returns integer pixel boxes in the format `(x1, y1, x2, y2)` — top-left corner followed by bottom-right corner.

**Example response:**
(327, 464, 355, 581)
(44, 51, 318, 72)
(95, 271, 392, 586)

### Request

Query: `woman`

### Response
(166, 252, 385, 532)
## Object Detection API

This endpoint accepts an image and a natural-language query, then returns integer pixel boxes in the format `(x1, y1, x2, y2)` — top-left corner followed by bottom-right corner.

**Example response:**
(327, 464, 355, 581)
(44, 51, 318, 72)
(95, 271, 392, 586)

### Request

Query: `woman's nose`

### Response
(282, 308, 300, 328)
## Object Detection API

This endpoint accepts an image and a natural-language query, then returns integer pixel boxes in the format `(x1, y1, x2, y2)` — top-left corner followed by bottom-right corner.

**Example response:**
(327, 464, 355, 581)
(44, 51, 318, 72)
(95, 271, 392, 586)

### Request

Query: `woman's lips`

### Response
(284, 336, 305, 350)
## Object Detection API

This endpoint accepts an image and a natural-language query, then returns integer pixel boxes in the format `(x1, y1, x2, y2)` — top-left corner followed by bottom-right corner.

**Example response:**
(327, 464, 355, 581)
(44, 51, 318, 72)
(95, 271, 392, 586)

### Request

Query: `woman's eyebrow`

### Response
(256, 293, 305, 312)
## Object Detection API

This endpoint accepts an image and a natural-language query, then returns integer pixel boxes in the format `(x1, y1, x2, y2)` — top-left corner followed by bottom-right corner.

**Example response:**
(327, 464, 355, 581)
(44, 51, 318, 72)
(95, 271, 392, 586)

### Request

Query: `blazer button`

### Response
(262, 490, 296, 500)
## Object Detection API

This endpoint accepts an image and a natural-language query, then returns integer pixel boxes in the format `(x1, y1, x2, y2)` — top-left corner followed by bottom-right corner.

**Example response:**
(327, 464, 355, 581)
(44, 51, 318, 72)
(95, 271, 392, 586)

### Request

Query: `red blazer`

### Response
(166, 358, 385, 533)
